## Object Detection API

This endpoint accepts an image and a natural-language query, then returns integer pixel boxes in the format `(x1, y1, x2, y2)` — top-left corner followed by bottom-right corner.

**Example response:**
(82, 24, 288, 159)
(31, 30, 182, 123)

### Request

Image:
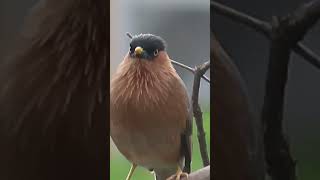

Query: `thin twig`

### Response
(171, 60, 195, 74)
(211, 1, 320, 70)
(171, 60, 210, 83)
(192, 61, 210, 167)
(295, 42, 320, 69)
(211, 1, 271, 36)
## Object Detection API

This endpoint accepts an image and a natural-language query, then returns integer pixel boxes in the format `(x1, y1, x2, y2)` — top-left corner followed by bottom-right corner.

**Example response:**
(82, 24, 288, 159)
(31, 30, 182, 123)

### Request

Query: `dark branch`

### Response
(262, 20, 296, 180)
(211, 1, 271, 36)
(213, 0, 320, 179)
(261, 0, 320, 179)
(211, 0, 320, 70)
(192, 61, 210, 167)
(294, 43, 320, 69)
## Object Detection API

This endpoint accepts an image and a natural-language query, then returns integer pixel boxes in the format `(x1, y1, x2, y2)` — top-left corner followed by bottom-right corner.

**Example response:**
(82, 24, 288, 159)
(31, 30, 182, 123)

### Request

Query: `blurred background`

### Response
(213, 0, 320, 179)
(111, 0, 210, 179)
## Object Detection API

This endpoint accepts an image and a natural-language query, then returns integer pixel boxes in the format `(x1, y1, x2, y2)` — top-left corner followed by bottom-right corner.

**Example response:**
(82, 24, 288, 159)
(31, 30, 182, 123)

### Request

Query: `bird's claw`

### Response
(166, 171, 188, 180)
(176, 172, 188, 180)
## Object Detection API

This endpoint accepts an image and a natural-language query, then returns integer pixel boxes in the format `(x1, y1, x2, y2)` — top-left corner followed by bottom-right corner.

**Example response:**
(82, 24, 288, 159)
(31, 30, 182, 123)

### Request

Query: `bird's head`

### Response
(128, 34, 167, 61)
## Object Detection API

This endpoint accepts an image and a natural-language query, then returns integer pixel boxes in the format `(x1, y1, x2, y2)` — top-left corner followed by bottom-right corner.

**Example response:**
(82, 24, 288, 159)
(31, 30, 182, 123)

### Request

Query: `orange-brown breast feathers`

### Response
(111, 52, 182, 110)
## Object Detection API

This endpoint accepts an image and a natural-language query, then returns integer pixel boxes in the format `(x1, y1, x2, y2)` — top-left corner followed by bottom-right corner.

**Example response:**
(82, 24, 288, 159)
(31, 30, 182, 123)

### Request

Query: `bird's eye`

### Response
(153, 49, 159, 56)
(129, 45, 133, 53)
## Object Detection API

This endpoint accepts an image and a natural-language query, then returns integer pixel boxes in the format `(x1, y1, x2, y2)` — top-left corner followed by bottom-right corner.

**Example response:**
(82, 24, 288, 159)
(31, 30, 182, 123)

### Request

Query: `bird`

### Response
(110, 33, 192, 180)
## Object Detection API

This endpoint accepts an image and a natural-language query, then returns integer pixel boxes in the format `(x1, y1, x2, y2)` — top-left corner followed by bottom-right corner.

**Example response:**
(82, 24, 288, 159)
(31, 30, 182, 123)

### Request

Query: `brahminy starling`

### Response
(110, 34, 192, 180)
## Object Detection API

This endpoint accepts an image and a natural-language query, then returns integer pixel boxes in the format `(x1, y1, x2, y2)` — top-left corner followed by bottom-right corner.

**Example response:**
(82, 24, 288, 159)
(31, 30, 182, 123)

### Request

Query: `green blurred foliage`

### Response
(110, 111, 210, 180)
(293, 136, 320, 179)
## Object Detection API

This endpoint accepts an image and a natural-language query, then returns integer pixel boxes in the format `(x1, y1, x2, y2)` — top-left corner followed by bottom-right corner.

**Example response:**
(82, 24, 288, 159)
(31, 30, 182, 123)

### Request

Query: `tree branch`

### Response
(262, 1, 320, 179)
(262, 19, 296, 180)
(294, 41, 320, 69)
(213, 0, 320, 179)
(211, 1, 271, 36)
(211, 1, 320, 70)
(192, 61, 210, 167)
(171, 60, 210, 83)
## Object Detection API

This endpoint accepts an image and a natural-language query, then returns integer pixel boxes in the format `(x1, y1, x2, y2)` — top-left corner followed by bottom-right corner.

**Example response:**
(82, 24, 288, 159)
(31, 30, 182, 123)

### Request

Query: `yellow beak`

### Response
(134, 46, 144, 55)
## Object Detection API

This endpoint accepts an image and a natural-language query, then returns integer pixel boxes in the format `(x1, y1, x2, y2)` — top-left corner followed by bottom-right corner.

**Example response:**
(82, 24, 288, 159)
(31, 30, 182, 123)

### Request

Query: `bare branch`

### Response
(263, 26, 296, 180)
(211, 1, 271, 36)
(294, 43, 320, 69)
(171, 59, 195, 73)
(261, 1, 320, 179)
(166, 166, 211, 180)
(213, 0, 320, 179)
(171, 60, 210, 83)
(192, 61, 210, 167)
(211, 0, 320, 70)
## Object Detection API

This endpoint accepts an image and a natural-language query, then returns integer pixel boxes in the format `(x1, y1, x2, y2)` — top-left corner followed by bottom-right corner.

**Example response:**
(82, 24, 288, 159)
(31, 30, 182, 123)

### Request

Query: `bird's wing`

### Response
(0, 1, 109, 179)
(181, 111, 193, 173)
(177, 77, 193, 173)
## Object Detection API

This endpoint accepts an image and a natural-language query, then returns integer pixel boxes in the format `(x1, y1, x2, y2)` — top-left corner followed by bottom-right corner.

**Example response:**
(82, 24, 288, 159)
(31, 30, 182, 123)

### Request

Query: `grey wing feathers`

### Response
(181, 107, 193, 173)
(178, 77, 193, 173)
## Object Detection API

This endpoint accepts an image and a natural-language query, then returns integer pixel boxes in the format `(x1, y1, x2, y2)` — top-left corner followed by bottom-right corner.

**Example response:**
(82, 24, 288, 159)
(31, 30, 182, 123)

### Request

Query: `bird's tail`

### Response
(155, 174, 169, 180)
(154, 168, 176, 180)
(183, 163, 191, 174)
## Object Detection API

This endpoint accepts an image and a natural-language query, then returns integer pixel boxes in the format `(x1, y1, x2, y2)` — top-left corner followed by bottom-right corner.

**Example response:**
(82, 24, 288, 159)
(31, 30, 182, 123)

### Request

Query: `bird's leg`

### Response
(166, 166, 188, 180)
(125, 163, 137, 180)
